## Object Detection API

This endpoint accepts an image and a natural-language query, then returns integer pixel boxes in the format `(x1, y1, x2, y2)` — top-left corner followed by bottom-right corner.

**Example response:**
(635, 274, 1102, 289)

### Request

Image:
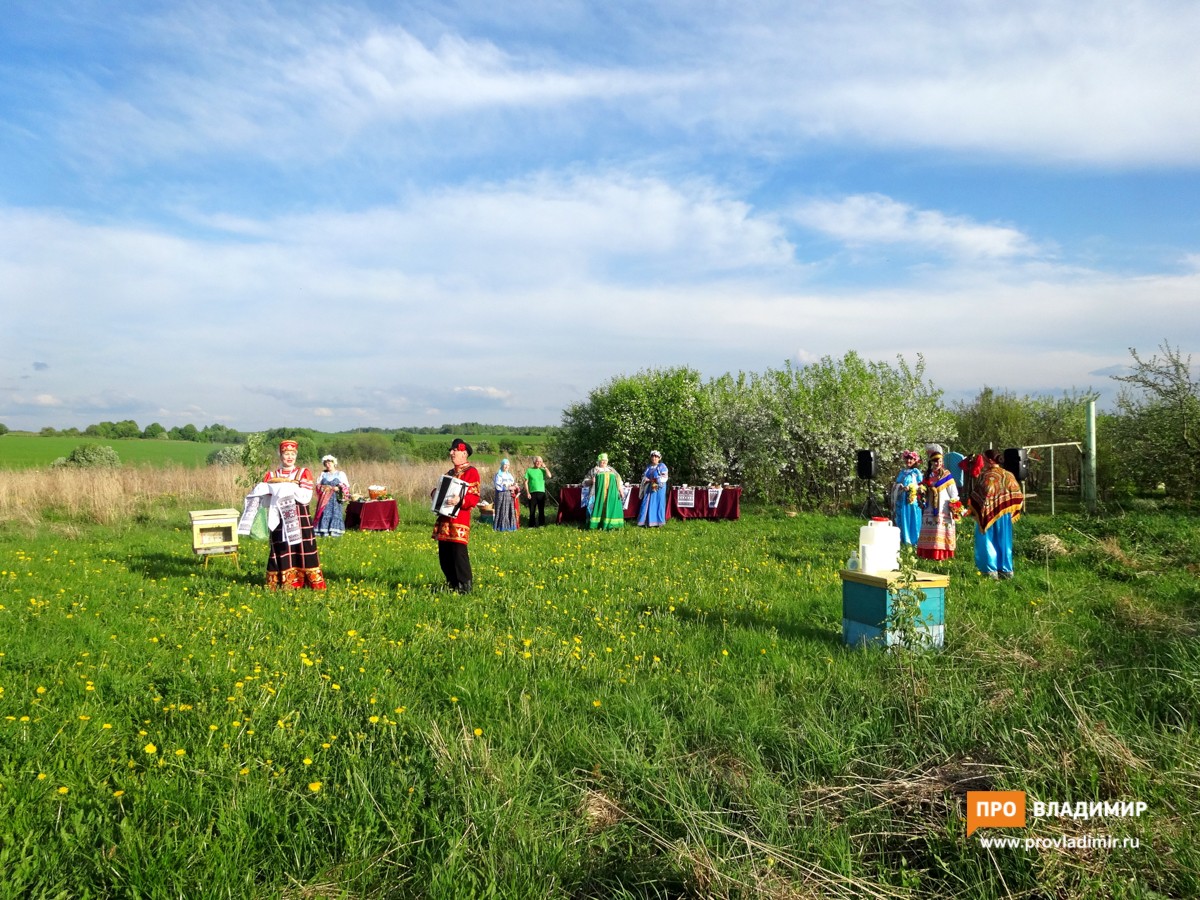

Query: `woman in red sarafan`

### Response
(260, 439, 326, 590)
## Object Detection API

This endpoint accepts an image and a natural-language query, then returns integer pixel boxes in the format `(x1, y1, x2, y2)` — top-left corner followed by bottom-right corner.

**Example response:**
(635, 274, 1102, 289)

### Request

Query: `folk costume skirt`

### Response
(266, 505, 325, 589)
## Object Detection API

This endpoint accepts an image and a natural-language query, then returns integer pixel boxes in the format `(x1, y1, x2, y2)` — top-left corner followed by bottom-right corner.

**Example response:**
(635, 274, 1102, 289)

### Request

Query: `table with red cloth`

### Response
(667, 485, 742, 520)
(345, 499, 399, 531)
(555, 485, 740, 524)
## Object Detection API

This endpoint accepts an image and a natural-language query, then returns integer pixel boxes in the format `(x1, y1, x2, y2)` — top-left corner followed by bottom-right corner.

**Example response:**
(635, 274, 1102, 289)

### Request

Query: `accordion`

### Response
(432, 474, 469, 517)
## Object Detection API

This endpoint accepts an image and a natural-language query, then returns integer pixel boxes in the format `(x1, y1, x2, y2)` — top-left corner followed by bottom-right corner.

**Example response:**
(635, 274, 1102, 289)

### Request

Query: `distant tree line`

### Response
(35, 421, 245, 443)
(345, 423, 553, 436)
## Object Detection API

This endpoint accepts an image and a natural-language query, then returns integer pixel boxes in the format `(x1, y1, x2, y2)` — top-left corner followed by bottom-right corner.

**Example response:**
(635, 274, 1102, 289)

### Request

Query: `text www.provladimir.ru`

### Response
(978, 834, 1140, 850)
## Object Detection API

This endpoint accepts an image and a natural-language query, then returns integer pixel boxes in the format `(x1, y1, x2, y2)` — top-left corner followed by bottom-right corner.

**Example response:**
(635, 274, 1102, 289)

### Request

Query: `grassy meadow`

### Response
(0, 465, 1197, 899)
(0, 432, 550, 472)
(0, 434, 236, 469)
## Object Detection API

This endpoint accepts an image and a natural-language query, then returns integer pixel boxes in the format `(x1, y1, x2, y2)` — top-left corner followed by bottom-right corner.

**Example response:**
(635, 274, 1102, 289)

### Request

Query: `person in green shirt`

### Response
(523, 455, 553, 527)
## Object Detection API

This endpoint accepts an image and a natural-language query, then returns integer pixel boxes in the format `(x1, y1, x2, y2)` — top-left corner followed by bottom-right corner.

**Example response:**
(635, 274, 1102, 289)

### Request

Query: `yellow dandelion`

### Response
(174, 749, 186, 757)
(473, 727, 483, 737)
(303, 757, 312, 765)
(368, 715, 380, 724)
(112, 790, 125, 798)
(308, 781, 322, 793)
(143, 743, 157, 755)
(57, 786, 69, 795)
(593, 700, 602, 708)
(37, 773, 47, 781)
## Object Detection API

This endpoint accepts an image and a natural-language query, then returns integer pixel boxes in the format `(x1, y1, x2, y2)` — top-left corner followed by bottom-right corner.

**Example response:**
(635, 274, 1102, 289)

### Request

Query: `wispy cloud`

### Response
(34, 1, 1200, 176)
(790, 194, 1037, 259)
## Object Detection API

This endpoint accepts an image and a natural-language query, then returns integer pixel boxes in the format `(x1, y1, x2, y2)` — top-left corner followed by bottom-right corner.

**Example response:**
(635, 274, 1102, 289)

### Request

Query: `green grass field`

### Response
(0, 435, 235, 469)
(1, 502, 1196, 898)
(0, 431, 550, 472)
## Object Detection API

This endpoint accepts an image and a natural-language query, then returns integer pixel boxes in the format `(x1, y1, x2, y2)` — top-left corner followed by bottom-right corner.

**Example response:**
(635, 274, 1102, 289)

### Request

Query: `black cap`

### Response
(449, 438, 473, 456)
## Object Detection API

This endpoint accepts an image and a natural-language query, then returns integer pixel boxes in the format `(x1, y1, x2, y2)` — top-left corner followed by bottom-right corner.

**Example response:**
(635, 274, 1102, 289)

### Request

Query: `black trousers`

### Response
(527, 491, 547, 527)
(438, 540, 472, 592)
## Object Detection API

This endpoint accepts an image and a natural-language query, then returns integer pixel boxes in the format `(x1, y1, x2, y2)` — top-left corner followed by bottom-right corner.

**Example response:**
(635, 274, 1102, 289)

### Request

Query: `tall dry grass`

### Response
(0, 461, 507, 528)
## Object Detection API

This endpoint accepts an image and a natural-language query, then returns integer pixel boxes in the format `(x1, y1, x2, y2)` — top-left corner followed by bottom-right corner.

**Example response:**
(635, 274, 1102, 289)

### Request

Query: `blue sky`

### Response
(3, 0, 1198, 432)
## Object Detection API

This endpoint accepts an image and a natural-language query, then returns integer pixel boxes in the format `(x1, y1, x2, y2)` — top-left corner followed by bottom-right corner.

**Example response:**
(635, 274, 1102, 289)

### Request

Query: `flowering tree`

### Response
(699, 354, 955, 508)
(550, 367, 719, 485)
(1110, 342, 1200, 505)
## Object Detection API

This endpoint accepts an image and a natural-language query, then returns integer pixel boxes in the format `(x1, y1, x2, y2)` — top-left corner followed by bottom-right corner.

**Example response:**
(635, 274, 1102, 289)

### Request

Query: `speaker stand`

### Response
(860, 478, 884, 519)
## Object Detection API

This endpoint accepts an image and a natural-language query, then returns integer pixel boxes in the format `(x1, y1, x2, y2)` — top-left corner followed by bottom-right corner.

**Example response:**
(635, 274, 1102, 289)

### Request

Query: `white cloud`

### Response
(40, 1, 1200, 172)
(689, 1, 1200, 165)
(454, 386, 512, 400)
(3, 183, 1197, 431)
(790, 194, 1037, 259)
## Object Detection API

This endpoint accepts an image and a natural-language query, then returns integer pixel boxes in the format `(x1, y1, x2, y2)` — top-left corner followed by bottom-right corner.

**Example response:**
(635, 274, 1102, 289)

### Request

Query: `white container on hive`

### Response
(858, 517, 901, 573)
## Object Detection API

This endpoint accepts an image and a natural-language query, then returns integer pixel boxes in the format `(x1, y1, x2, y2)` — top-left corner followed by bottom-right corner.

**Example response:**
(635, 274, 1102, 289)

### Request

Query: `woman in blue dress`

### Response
(314, 455, 350, 537)
(890, 449, 923, 546)
(492, 458, 519, 532)
(637, 450, 669, 527)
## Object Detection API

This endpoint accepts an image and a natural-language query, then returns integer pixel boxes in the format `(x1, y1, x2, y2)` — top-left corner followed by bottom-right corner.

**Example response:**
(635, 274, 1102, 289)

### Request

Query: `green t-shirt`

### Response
(525, 467, 547, 493)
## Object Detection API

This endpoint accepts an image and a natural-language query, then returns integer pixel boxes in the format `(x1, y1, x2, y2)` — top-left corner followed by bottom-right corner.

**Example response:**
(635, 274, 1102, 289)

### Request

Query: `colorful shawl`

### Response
(969, 462, 1025, 532)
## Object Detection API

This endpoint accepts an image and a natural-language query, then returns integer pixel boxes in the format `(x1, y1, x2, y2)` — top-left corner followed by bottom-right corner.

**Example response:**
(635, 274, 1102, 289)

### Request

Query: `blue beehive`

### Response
(840, 569, 948, 648)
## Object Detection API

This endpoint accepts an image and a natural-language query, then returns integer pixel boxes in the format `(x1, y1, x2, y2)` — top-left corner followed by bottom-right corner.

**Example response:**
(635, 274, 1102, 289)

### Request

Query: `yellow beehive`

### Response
(188, 508, 240, 558)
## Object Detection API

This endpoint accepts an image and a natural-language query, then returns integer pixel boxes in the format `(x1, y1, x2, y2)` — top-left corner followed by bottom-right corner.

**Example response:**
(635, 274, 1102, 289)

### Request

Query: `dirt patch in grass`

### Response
(1112, 594, 1198, 637)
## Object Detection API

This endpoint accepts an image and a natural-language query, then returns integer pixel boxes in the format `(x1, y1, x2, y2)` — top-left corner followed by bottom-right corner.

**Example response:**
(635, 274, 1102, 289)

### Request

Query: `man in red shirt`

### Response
(432, 438, 481, 593)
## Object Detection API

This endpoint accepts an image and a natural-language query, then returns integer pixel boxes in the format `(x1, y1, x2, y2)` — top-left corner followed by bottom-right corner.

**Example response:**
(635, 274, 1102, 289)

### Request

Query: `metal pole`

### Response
(1049, 445, 1056, 516)
(1083, 399, 1098, 513)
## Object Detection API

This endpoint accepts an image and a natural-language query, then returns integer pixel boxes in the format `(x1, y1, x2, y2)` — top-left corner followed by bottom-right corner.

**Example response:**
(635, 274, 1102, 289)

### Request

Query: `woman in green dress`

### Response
(584, 453, 625, 530)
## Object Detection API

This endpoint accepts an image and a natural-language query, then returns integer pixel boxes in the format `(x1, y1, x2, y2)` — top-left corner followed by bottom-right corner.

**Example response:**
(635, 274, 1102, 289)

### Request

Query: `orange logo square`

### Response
(967, 790, 1026, 836)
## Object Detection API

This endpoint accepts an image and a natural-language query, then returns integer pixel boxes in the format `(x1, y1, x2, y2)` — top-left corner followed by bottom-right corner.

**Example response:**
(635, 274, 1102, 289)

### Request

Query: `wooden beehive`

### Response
(840, 568, 948, 649)
(189, 508, 240, 557)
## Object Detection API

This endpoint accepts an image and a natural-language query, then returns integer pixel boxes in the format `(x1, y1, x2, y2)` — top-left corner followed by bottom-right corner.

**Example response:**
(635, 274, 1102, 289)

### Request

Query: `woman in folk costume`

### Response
(256, 439, 325, 589)
(492, 458, 519, 532)
(967, 449, 1025, 579)
(637, 450, 669, 527)
(916, 443, 961, 561)
(584, 452, 625, 530)
(890, 449, 923, 546)
(314, 454, 350, 537)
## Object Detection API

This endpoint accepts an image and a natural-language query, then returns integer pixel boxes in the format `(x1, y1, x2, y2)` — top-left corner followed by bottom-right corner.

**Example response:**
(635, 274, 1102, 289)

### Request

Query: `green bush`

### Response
(51, 444, 121, 468)
(206, 446, 243, 467)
